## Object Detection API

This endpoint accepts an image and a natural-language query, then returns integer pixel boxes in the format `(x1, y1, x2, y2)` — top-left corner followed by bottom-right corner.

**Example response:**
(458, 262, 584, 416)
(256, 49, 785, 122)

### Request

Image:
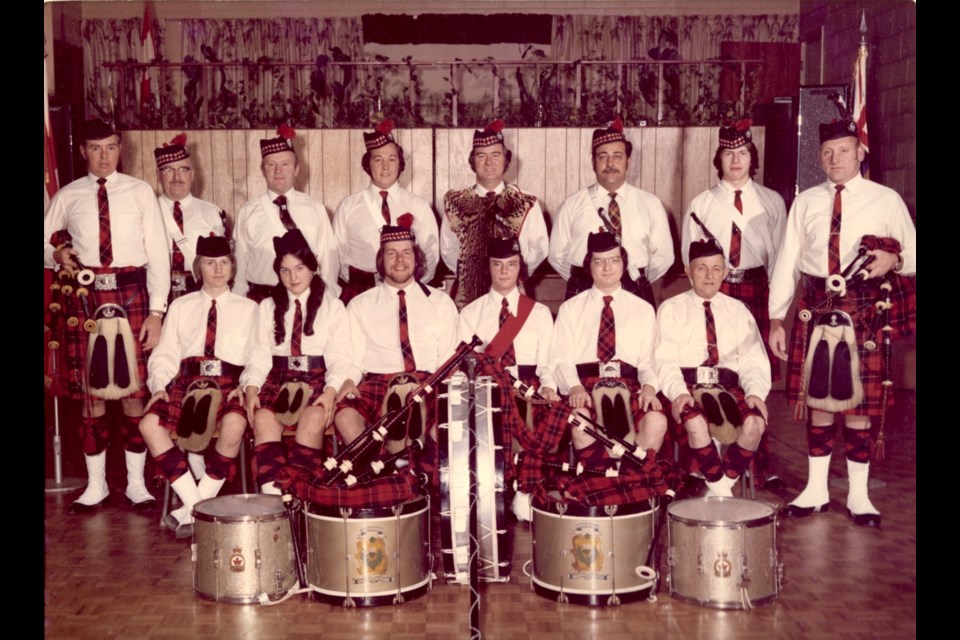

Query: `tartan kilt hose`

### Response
(258, 366, 327, 431)
(64, 266, 150, 401)
(145, 357, 244, 430)
(787, 276, 895, 417)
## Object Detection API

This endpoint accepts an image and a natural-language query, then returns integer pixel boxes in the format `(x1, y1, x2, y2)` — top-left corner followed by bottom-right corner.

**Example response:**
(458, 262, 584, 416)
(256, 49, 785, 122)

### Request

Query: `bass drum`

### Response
(304, 496, 431, 607)
(192, 494, 296, 603)
(666, 496, 782, 609)
(531, 495, 658, 606)
(438, 373, 511, 583)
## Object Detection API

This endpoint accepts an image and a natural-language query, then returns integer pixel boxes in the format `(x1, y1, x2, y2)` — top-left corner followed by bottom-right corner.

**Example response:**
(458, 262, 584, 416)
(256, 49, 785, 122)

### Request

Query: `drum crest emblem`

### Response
(713, 551, 732, 578)
(229, 546, 245, 572)
(355, 527, 388, 576)
(571, 524, 603, 572)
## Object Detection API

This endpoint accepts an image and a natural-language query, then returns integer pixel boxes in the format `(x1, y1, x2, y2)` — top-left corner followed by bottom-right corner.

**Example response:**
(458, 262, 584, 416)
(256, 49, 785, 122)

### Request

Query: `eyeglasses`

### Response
(491, 261, 521, 270)
(591, 257, 622, 267)
(160, 167, 192, 175)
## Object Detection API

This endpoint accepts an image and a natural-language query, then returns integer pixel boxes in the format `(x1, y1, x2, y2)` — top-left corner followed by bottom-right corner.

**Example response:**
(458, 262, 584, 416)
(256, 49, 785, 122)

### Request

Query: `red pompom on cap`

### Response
(377, 119, 395, 135)
(397, 212, 414, 229)
(278, 124, 297, 140)
(169, 132, 187, 147)
(611, 116, 624, 132)
(487, 119, 505, 133)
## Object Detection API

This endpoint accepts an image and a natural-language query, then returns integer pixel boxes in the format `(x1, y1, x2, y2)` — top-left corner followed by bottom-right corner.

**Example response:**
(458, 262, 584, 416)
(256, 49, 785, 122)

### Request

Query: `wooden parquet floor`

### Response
(43, 392, 915, 639)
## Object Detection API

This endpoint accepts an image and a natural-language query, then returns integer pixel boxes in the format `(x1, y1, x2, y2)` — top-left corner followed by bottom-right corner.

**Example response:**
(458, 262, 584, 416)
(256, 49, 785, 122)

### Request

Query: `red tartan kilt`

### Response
(258, 366, 327, 430)
(145, 359, 244, 430)
(64, 267, 149, 401)
(720, 275, 781, 381)
(786, 284, 892, 417)
(294, 471, 423, 509)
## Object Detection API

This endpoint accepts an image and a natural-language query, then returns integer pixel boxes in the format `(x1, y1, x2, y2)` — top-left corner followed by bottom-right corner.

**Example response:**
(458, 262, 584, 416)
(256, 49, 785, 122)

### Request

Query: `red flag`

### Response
(851, 16, 870, 178)
(139, 1, 158, 116)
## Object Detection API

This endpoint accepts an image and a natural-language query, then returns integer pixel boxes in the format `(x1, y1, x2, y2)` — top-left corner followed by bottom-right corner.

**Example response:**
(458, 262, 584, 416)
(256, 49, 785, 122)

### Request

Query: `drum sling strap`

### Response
(483, 295, 535, 360)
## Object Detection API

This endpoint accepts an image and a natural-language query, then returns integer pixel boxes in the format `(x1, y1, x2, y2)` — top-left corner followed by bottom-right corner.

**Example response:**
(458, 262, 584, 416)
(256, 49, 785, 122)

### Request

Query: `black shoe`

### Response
(849, 510, 881, 528)
(782, 502, 829, 518)
(764, 475, 788, 491)
(71, 495, 109, 513)
(128, 496, 157, 511)
(163, 513, 194, 539)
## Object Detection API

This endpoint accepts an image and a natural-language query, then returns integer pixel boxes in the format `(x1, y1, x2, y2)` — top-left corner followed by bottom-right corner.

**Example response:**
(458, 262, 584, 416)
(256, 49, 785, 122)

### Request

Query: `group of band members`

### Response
(44, 111, 914, 538)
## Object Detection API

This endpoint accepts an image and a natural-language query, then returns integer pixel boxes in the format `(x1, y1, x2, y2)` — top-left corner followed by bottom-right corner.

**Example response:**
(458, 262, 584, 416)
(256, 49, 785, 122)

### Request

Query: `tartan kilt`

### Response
(145, 357, 244, 430)
(786, 276, 893, 417)
(258, 365, 327, 431)
(64, 266, 149, 401)
(294, 469, 423, 509)
(721, 273, 781, 381)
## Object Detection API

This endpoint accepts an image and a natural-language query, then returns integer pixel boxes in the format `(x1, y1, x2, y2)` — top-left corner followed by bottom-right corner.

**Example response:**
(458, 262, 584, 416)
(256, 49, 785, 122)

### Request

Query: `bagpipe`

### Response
(317, 336, 483, 487)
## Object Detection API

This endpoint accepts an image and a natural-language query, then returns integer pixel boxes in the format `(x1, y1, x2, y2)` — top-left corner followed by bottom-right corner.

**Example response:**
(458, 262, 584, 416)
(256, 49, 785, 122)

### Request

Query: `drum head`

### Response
(667, 496, 774, 526)
(194, 494, 285, 520)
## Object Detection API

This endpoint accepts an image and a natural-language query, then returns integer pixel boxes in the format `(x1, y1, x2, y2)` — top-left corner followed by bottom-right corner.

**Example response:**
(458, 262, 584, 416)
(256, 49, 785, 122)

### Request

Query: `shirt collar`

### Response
(590, 284, 623, 301)
(719, 178, 753, 195)
(368, 181, 400, 197)
(160, 193, 195, 207)
(473, 181, 505, 197)
(488, 286, 520, 309)
(287, 288, 310, 306)
(201, 288, 230, 305)
(828, 172, 864, 193)
(267, 188, 297, 200)
(88, 171, 119, 184)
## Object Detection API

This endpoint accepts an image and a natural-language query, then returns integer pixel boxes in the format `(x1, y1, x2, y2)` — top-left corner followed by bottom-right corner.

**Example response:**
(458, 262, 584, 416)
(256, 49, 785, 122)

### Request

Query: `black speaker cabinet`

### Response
(796, 84, 849, 193)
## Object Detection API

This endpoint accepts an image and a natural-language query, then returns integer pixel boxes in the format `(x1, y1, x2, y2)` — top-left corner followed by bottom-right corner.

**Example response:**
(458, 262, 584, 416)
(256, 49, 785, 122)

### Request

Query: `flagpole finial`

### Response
(860, 11, 867, 35)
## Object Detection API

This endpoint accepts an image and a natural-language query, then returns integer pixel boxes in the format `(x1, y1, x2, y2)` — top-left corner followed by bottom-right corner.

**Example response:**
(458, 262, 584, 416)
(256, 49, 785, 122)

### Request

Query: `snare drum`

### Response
(531, 496, 658, 606)
(304, 496, 431, 607)
(438, 373, 511, 583)
(667, 497, 781, 609)
(192, 494, 296, 604)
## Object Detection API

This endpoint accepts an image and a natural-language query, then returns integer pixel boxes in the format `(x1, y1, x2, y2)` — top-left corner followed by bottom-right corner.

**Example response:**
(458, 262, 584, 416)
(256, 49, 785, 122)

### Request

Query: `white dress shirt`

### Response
(440, 181, 549, 274)
(458, 286, 556, 390)
(768, 173, 917, 319)
(681, 179, 786, 273)
(549, 182, 674, 283)
(655, 289, 772, 401)
(43, 171, 171, 311)
(242, 288, 353, 392)
(147, 289, 258, 393)
(158, 193, 225, 267)
(333, 182, 440, 282)
(233, 189, 340, 297)
(344, 280, 460, 380)
(550, 285, 659, 394)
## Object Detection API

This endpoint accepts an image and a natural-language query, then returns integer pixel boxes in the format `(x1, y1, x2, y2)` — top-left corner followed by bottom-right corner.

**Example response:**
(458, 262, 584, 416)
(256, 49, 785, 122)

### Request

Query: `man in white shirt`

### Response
(334, 223, 460, 477)
(656, 239, 771, 497)
(769, 118, 916, 528)
(681, 119, 786, 488)
(139, 236, 259, 537)
(44, 118, 169, 513)
(549, 117, 674, 306)
(154, 133, 226, 301)
(333, 119, 439, 303)
(233, 125, 339, 301)
(441, 119, 549, 308)
(551, 231, 666, 463)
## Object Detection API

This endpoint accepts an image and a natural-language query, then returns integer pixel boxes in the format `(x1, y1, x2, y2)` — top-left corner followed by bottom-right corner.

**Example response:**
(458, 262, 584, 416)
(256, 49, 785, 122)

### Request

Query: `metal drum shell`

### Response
(666, 496, 780, 609)
(438, 374, 511, 584)
(303, 495, 431, 607)
(530, 496, 658, 606)
(192, 494, 296, 604)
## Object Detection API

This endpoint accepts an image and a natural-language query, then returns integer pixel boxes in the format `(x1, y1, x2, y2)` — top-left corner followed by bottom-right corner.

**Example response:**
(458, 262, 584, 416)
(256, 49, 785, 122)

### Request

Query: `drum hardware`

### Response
(192, 494, 297, 604)
(303, 496, 431, 607)
(439, 372, 510, 587)
(319, 336, 482, 486)
(666, 496, 781, 609)
(465, 355, 481, 640)
(531, 497, 658, 606)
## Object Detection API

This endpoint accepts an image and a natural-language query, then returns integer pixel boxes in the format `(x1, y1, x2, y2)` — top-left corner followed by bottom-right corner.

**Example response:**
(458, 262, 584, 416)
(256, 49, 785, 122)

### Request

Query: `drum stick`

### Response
(281, 492, 309, 589)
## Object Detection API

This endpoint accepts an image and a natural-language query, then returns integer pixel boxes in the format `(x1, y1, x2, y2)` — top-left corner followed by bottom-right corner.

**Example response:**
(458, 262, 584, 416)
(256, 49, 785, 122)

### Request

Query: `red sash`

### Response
(484, 295, 535, 359)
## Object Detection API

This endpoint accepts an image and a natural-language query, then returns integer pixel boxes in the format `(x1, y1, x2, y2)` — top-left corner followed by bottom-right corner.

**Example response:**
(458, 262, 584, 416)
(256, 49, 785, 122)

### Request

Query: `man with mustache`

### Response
(154, 134, 226, 302)
(549, 117, 674, 306)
